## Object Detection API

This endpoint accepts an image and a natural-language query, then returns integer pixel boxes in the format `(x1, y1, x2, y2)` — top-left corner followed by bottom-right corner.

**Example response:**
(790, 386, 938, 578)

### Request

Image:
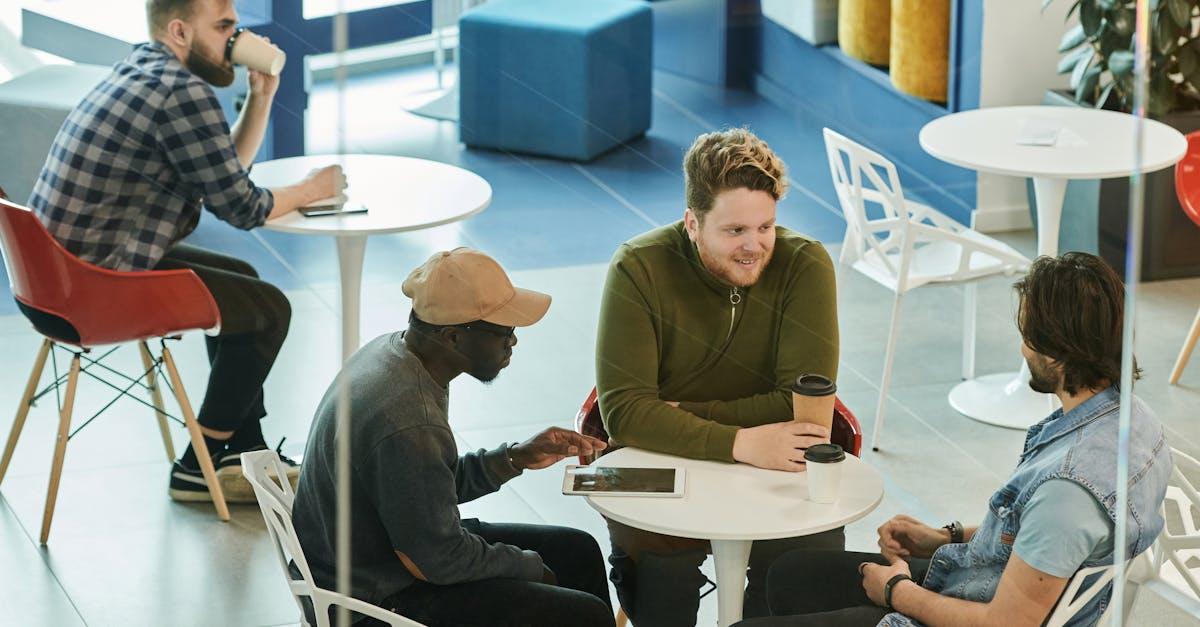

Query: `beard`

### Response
(696, 240, 774, 288)
(186, 40, 235, 87)
(1027, 353, 1061, 394)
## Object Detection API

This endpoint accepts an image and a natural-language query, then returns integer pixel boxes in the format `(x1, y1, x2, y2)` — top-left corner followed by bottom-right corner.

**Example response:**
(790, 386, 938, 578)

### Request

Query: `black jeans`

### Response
(732, 550, 930, 627)
(606, 518, 845, 627)
(370, 522, 614, 627)
(153, 244, 291, 434)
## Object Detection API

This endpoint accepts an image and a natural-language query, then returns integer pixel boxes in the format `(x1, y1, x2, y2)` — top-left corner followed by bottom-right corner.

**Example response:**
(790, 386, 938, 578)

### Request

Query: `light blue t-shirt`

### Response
(1013, 479, 1114, 578)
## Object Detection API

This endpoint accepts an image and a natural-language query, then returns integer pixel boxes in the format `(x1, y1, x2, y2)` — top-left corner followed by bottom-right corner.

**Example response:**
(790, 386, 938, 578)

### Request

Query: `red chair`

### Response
(0, 194, 230, 543)
(1171, 131, 1200, 385)
(574, 387, 864, 465)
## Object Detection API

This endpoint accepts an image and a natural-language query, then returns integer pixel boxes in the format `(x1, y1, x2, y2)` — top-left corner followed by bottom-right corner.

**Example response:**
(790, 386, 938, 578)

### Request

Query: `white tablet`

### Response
(562, 465, 685, 498)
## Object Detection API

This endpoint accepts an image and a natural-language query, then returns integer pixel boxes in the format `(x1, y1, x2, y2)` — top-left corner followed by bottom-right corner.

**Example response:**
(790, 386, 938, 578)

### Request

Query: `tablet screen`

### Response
(569, 467, 677, 493)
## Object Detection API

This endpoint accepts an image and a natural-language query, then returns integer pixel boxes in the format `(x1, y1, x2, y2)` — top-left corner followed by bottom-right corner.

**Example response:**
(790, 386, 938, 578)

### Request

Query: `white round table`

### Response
(250, 155, 491, 361)
(919, 106, 1186, 429)
(586, 447, 884, 627)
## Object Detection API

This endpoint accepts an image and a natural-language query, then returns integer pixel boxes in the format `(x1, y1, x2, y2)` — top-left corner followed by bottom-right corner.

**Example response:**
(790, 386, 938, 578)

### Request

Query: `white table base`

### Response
(948, 177, 1062, 430)
(336, 235, 367, 362)
(712, 539, 752, 627)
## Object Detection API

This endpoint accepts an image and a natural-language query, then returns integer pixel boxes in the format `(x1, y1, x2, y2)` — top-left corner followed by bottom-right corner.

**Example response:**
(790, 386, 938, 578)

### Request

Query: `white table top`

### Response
(919, 105, 1187, 180)
(586, 447, 884, 542)
(250, 155, 492, 236)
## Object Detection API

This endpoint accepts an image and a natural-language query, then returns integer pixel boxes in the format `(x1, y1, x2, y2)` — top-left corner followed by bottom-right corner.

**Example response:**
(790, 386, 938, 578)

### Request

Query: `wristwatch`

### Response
(884, 573, 912, 610)
(942, 520, 964, 544)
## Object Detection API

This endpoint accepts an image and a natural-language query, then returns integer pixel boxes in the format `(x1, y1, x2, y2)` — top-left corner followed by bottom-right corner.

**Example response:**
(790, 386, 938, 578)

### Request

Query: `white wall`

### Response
(972, 0, 1074, 232)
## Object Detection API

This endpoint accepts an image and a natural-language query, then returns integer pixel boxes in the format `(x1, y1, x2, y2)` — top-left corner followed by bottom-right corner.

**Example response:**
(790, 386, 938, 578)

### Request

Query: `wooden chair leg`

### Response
(39, 353, 80, 545)
(0, 339, 52, 485)
(1170, 306, 1200, 385)
(161, 345, 230, 521)
(139, 341, 175, 461)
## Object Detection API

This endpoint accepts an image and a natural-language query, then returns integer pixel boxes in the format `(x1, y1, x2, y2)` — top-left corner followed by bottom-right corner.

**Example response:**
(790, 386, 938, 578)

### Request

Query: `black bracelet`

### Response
(883, 573, 912, 609)
(942, 520, 964, 544)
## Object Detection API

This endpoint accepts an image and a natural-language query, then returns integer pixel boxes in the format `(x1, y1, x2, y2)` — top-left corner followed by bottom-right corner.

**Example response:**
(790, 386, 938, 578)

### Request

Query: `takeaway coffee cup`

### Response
(792, 374, 837, 429)
(226, 28, 286, 76)
(804, 443, 845, 504)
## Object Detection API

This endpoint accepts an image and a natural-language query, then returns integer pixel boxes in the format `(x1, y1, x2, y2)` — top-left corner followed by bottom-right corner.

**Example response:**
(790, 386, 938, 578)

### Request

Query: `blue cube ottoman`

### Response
(459, 0, 652, 161)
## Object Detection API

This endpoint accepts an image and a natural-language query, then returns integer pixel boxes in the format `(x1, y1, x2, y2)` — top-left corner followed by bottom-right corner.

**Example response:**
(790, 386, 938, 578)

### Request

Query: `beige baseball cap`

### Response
(402, 248, 551, 327)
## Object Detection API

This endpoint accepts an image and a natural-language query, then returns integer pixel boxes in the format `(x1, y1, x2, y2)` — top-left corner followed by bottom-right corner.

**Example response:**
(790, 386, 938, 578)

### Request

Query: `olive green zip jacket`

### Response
(595, 221, 839, 462)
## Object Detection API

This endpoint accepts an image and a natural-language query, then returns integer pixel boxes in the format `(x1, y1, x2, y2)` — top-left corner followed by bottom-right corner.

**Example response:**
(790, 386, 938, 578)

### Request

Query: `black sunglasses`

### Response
(457, 323, 516, 339)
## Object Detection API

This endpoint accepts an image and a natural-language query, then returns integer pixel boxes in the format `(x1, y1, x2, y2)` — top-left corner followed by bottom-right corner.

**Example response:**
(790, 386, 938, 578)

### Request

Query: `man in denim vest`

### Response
(734, 252, 1172, 627)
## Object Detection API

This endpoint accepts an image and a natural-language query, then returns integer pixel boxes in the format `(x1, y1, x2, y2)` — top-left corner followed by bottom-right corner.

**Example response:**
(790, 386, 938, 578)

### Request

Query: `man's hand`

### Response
(861, 558, 913, 607)
(877, 515, 951, 561)
(301, 165, 346, 203)
(731, 421, 830, 471)
(540, 564, 558, 586)
(510, 427, 607, 470)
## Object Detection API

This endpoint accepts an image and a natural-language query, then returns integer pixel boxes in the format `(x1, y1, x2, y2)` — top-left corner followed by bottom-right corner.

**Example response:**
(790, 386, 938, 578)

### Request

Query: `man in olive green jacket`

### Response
(595, 129, 842, 626)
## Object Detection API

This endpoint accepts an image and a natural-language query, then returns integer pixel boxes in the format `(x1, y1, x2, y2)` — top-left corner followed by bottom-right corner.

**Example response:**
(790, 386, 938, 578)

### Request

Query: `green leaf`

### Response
(1096, 81, 1117, 108)
(1071, 47, 1095, 89)
(1108, 50, 1136, 76)
(1076, 66, 1103, 102)
(1042, 0, 1057, 10)
(1081, 1, 1103, 36)
(1059, 23, 1088, 51)
(1058, 45, 1093, 73)
(1155, 13, 1179, 55)
(1181, 45, 1199, 77)
(1169, 0, 1191, 28)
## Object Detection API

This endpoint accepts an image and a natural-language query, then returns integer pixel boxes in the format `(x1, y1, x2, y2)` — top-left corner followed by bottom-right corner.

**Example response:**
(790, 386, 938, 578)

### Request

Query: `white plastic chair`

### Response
(241, 450, 425, 627)
(822, 128, 1031, 451)
(1152, 448, 1200, 599)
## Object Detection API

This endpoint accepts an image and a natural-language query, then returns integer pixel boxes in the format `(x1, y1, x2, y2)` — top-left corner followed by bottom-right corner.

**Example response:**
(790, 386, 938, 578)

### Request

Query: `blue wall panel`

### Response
(754, 16, 980, 223)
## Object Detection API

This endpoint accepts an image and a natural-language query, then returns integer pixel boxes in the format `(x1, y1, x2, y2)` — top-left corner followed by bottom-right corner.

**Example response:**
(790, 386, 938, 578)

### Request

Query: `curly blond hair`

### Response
(683, 128, 788, 221)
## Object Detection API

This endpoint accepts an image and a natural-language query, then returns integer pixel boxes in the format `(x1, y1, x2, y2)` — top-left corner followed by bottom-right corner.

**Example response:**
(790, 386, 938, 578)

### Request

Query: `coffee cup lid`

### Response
(804, 443, 845, 463)
(792, 374, 837, 397)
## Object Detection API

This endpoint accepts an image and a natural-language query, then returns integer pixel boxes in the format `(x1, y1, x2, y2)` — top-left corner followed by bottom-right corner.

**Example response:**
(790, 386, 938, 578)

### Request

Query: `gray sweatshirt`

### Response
(292, 332, 544, 606)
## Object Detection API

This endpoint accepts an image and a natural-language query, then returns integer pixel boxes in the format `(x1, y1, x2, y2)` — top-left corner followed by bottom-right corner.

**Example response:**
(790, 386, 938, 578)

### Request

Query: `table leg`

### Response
(336, 234, 367, 363)
(711, 538, 752, 627)
(946, 176, 1065, 429)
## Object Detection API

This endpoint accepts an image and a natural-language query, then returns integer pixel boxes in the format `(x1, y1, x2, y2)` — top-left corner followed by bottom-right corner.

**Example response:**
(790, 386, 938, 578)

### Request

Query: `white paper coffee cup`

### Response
(227, 29, 286, 76)
(804, 443, 845, 504)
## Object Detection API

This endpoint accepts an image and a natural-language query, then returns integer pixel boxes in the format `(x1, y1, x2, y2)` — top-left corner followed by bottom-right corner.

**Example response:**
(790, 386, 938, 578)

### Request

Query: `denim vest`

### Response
(879, 386, 1171, 627)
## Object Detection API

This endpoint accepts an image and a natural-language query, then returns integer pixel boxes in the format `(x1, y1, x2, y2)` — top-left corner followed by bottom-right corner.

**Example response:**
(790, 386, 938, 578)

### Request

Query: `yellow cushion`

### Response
(890, 0, 950, 103)
(838, 0, 891, 65)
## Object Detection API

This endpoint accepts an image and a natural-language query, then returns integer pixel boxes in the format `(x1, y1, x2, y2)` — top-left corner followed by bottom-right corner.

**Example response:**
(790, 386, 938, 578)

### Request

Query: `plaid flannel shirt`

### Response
(28, 41, 274, 271)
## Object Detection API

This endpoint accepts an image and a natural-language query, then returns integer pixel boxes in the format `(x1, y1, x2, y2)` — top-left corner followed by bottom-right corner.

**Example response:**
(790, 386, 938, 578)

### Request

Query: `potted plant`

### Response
(1037, 0, 1200, 280)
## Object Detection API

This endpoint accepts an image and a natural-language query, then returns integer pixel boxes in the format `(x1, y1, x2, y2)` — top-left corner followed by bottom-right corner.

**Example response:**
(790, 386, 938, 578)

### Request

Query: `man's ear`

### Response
(683, 208, 699, 243)
(164, 18, 191, 48)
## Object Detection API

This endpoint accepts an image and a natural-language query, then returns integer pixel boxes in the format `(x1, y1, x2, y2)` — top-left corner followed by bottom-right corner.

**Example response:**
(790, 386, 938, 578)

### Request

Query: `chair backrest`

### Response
(240, 450, 315, 621)
(241, 450, 425, 627)
(822, 127, 912, 273)
(1043, 562, 1119, 627)
(1156, 447, 1200, 599)
(1175, 131, 1200, 229)
(0, 196, 219, 345)
(574, 387, 864, 465)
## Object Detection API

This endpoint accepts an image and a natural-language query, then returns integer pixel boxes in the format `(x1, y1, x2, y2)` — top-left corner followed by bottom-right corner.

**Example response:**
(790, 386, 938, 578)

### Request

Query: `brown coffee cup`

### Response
(792, 374, 837, 429)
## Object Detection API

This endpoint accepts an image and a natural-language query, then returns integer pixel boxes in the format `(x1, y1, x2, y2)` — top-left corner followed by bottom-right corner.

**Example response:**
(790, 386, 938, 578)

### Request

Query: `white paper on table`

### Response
(1016, 117, 1062, 146)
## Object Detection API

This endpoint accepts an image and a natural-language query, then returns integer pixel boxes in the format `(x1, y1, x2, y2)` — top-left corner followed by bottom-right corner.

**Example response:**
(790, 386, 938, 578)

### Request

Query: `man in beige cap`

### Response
(292, 248, 614, 627)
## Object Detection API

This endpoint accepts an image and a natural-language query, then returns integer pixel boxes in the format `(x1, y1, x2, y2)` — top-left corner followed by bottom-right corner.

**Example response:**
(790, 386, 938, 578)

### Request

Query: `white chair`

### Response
(241, 450, 425, 627)
(1151, 448, 1200, 599)
(822, 128, 1031, 451)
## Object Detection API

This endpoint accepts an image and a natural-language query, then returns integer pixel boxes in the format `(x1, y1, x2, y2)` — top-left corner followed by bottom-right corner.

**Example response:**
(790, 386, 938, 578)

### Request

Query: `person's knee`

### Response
(261, 285, 292, 339)
(574, 593, 615, 627)
(229, 257, 260, 278)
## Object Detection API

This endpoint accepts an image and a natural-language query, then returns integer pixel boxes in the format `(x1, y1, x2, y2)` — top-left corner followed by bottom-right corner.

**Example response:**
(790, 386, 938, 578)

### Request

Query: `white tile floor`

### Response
(1, 233, 1199, 626)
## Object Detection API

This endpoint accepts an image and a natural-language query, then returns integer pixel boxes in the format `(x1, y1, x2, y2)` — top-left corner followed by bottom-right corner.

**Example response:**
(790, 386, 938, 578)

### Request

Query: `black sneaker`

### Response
(168, 460, 212, 502)
(216, 438, 301, 501)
